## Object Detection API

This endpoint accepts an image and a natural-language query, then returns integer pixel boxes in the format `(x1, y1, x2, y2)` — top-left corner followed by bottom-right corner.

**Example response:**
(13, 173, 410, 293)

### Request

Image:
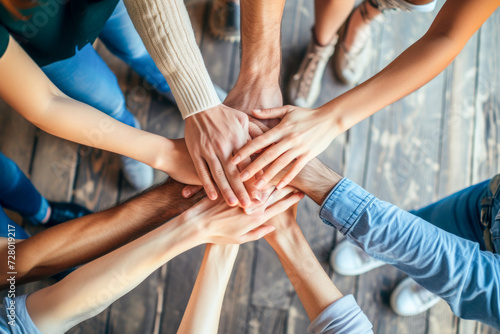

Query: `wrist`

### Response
(266, 225, 305, 258)
(291, 159, 343, 206)
(174, 211, 206, 248)
(322, 98, 349, 135)
(153, 136, 176, 173)
(205, 244, 239, 266)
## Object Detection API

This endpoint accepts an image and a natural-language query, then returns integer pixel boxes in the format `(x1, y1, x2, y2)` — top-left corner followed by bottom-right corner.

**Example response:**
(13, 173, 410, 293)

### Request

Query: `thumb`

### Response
(252, 105, 291, 119)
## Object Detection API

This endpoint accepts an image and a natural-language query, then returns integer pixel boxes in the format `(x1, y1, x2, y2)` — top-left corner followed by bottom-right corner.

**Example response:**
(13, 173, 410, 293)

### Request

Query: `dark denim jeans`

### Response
(0, 152, 44, 239)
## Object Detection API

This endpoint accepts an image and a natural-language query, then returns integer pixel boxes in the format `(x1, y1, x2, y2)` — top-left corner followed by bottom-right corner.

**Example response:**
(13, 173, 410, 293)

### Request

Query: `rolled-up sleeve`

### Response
(308, 295, 373, 334)
(319, 178, 500, 330)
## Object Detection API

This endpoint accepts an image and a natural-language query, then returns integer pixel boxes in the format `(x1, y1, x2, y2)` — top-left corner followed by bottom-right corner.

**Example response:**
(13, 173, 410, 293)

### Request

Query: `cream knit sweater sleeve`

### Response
(123, 0, 221, 119)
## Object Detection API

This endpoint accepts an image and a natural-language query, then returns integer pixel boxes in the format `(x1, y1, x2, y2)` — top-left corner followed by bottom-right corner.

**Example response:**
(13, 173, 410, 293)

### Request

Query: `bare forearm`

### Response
(325, 33, 461, 132)
(324, 0, 498, 133)
(28, 214, 200, 333)
(36, 95, 173, 172)
(177, 244, 239, 333)
(4, 179, 204, 287)
(267, 226, 343, 321)
(239, 0, 285, 82)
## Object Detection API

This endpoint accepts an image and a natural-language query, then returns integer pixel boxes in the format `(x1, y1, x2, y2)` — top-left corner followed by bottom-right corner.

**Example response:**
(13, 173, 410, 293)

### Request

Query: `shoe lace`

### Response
(295, 39, 336, 99)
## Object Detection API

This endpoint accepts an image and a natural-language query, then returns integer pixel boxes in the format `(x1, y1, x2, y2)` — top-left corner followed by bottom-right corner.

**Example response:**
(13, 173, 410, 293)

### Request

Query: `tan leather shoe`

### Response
(288, 32, 338, 108)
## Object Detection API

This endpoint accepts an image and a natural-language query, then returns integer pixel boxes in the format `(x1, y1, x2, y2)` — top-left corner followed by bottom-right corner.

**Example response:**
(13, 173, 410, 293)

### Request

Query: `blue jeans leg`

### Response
(98, 0, 170, 93)
(41, 44, 135, 127)
(0, 208, 29, 239)
(411, 180, 489, 251)
(0, 152, 49, 224)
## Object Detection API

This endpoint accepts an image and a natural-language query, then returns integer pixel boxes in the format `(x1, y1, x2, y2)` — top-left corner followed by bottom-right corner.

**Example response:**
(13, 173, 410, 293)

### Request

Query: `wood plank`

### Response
(436, 31, 479, 198)
(471, 10, 500, 184)
(247, 305, 287, 334)
(0, 104, 37, 175)
(0, 104, 38, 228)
(427, 301, 458, 334)
(361, 6, 445, 333)
(159, 245, 205, 333)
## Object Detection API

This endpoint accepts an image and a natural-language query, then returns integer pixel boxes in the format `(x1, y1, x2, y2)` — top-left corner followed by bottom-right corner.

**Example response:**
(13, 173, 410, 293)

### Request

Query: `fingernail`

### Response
(255, 180, 265, 189)
(183, 190, 191, 198)
(252, 191, 262, 202)
(233, 155, 241, 165)
(209, 191, 218, 200)
(277, 181, 285, 189)
(240, 171, 250, 181)
(228, 196, 238, 205)
(253, 109, 261, 113)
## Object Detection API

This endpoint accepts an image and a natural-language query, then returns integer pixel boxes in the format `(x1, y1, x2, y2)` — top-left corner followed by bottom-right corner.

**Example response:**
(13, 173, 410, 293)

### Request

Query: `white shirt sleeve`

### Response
(123, 0, 221, 119)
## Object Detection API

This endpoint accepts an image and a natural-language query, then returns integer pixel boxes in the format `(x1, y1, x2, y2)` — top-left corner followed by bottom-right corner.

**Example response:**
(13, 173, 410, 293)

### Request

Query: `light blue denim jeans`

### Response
(41, 0, 170, 127)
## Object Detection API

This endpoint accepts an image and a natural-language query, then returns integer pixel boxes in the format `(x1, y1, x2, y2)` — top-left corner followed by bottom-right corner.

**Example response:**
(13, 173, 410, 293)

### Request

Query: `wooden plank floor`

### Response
(0, 0, 499, 333)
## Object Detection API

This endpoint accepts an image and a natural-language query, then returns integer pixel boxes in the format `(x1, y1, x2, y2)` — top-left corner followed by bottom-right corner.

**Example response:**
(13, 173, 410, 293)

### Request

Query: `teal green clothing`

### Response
(0, 0, 119, 66)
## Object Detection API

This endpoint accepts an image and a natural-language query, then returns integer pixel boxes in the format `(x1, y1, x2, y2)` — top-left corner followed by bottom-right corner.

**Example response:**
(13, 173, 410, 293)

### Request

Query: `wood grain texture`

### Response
(471, 9, 500, 184)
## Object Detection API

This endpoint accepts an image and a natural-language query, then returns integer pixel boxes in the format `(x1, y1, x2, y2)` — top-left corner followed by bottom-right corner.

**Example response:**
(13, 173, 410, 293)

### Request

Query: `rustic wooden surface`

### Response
(0, 0, 499, 332)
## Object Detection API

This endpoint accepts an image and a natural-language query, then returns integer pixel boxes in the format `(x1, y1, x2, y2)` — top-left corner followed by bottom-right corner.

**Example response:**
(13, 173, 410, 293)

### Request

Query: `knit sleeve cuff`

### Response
(123, 0, 221, 119)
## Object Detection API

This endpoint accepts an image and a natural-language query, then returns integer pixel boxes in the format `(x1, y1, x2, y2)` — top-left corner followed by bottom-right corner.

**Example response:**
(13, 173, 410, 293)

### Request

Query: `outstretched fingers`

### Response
(263, 191, 304, 219)
(193, 157, 218, 200)
(276, 156, 310, 189)
(237, 225, 276, 244)
(232, 128, 281, 166)
(238, 140, 292, 183)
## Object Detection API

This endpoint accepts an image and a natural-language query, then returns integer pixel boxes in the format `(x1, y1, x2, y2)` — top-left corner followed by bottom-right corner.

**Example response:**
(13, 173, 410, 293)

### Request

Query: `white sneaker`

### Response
(121, 117, 154, 190)
(390, 277, 441, 316)
(329, 240, 385, 276)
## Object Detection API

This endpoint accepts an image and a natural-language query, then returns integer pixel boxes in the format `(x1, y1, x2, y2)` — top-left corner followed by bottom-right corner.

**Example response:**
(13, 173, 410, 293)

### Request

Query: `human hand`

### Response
(183, 186, 304, 245)
(184, 104, 256, 208)
(160, 138, 200, 185)
(232, 105, 340, 190)
(224, 77, 282, 129)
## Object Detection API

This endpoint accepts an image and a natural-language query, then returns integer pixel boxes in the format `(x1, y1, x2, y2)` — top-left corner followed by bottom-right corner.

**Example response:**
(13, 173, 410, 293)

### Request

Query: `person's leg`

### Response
(287, 0, 355, 108)
(411, 180, 488, 250)
(314, 0, 356, 47)
(42, 44, 135, 128)
(98, 0, 170, 94)
(0, 152, 92, 227)
(390, 179, 490, 317)
(0, 152, 50, 224)
(42, 44, 154, 190)
(333, 0, 437, 85)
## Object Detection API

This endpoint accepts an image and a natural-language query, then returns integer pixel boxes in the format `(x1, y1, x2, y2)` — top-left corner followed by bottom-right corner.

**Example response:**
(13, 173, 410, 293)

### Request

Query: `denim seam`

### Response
(342, 194, 375, 235)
